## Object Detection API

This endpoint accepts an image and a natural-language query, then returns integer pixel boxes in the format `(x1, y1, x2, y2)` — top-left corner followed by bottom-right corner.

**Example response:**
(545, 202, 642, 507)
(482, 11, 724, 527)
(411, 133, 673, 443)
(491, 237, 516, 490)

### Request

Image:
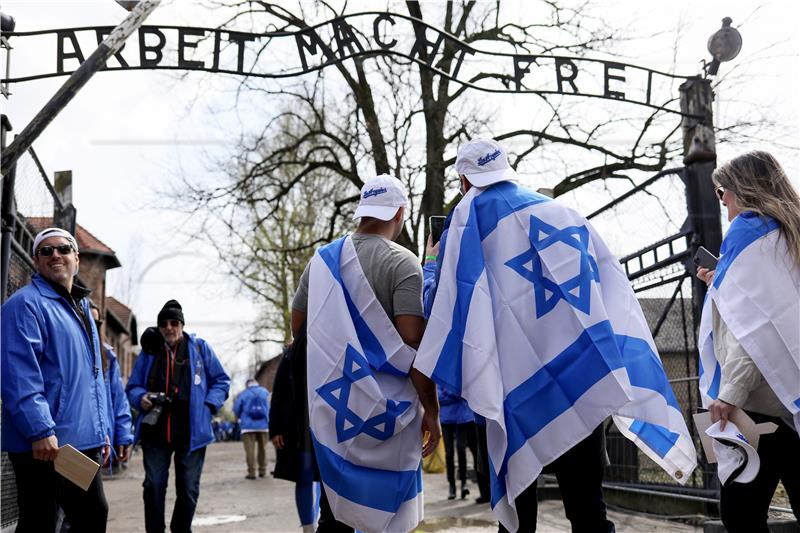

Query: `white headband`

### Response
(32, 227, 78, 256)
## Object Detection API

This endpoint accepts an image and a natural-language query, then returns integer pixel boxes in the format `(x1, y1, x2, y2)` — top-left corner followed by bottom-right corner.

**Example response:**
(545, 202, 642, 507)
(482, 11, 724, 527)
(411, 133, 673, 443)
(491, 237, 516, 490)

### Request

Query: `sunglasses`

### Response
(94, 319, 104, 328)
(37, 244, 75, 257)
(159, 319, 182, 328)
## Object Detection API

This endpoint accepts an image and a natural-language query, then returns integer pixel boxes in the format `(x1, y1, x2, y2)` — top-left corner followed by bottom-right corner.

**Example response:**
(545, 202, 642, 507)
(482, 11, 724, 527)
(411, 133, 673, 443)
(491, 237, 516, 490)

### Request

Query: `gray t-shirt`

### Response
(292, 233, 424, 319)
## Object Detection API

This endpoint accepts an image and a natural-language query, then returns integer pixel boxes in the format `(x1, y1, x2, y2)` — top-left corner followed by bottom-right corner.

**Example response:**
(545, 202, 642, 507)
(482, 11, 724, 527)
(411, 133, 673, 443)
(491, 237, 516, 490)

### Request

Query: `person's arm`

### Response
(711, 311, 763, 429)
(108, 352, 134, 456)
(291, 309, 306, 339)
(233, 393, 243, 419)
(395, 313, 440, 457)
(1, 298, 58, 459)
(200, 341, 231, 413)
(125, 350, 152, 411)
(411, 368, 441, 457)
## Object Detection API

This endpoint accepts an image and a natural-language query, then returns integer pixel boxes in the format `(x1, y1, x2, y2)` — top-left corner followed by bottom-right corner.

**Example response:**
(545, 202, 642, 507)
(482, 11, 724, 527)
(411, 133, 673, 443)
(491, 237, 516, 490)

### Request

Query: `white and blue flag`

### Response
(415, 181, 697, 531)
(307, 235, 424, 533)
(698, 212, 800, 432)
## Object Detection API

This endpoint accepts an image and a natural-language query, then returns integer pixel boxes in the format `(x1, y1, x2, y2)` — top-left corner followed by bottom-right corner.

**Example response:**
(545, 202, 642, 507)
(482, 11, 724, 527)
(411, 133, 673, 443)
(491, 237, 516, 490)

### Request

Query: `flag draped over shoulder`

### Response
(415, 181, 697, 531)
(698, 212, 800, 432)
(307, 235, 424, 533)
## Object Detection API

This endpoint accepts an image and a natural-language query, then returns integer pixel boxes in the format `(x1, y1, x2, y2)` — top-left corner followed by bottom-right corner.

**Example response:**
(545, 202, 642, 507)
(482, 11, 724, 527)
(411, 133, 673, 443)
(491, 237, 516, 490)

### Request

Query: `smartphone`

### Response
(429, 216, 446, 245)
(693, 246, 718, 270)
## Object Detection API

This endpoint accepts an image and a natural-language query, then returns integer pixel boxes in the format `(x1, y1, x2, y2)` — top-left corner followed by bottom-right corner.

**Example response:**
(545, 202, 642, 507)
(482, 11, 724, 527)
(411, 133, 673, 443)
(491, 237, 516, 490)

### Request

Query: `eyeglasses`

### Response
(159, 319, 182, 328)
(94, 319, 104, 328)
(37, 244, 75, 257)
(715, 186, 725, 202)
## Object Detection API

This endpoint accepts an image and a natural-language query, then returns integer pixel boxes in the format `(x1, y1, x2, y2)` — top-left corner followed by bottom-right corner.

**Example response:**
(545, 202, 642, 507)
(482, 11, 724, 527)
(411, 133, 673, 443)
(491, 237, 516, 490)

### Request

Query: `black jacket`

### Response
(269, 323, 318, 482)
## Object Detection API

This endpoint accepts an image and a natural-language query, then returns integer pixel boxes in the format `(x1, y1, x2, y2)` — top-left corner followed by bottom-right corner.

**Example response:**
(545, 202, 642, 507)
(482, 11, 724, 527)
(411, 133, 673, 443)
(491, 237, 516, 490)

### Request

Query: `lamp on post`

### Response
(705, 17, 742, 77)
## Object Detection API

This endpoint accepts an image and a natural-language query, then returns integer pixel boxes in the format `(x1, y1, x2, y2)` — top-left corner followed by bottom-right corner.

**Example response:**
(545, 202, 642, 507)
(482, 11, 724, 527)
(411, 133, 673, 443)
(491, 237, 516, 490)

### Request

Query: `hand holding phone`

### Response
(693, 246, 718, 270)
(429, 216, 446, 245)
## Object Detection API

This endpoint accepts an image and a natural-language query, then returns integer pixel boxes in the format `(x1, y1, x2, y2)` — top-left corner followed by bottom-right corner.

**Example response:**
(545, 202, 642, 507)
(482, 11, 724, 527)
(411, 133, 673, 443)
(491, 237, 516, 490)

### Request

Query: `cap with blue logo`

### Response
(353, 174, 409, 221)
(454, 138, 518, 187)
(706, 420, 761, 486)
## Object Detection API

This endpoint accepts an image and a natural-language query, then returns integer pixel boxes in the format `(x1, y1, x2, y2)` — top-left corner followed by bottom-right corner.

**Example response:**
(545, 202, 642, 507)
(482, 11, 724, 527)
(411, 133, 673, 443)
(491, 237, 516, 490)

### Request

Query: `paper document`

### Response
(54, 444, 100, 491)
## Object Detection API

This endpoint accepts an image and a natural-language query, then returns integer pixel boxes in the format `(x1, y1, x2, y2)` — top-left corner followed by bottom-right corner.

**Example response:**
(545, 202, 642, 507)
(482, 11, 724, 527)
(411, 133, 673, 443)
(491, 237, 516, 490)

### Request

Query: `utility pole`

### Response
(0, 0, 161, 178)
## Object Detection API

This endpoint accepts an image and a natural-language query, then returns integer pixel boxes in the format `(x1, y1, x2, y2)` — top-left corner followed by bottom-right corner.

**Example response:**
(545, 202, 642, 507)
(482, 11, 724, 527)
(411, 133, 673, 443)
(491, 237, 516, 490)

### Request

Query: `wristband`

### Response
(425, 255, 437, 262)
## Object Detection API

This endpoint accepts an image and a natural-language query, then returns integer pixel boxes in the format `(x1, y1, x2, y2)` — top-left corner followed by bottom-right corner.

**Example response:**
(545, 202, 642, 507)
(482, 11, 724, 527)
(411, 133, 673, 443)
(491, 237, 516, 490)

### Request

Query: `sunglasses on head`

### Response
(715, 186, 726, 202)
(159, 319, 182, 328)
(37, 244, 74, 257)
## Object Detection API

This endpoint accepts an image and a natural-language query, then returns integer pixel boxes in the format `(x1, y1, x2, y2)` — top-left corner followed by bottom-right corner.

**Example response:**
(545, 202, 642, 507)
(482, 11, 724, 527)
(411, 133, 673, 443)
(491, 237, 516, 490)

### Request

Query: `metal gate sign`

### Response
(3, 12, 693, 114)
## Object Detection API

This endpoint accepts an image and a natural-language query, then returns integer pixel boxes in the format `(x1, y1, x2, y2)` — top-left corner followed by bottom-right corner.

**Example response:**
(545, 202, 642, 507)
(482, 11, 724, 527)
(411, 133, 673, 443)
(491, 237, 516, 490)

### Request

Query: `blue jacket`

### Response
(438, 386, 474, 425)
(104, 345, 133, 447)
(1, 274, 108, 453)
(125, 334, 230, 452)
(234, 384, 270, 431)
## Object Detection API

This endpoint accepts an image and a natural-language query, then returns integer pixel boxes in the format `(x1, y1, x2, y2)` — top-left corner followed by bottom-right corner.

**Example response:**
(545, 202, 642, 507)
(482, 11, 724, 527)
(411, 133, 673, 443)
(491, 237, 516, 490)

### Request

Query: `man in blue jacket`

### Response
(1, 227, 110, 533)
(89, 302, 134, 469)
(233, 378, 270, 479)
(126, 299, 230, 533)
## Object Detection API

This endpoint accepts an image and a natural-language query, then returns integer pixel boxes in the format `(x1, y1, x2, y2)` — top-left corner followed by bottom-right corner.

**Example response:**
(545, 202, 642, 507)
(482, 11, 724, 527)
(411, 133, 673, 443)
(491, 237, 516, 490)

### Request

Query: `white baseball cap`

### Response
(454, 138, 518, 187)
(352, 174, 408, 221)
(706, 420, 761, 486)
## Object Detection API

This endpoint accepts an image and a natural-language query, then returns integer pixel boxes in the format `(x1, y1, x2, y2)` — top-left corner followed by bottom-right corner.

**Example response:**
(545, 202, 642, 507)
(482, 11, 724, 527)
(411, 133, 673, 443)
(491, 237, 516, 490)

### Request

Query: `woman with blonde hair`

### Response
(696, 150, 800, 533)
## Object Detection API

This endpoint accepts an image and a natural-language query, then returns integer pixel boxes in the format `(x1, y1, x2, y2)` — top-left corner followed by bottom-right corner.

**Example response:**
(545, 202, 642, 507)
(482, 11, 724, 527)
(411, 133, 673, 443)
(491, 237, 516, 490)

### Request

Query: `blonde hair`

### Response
(713, 151, 800, 267)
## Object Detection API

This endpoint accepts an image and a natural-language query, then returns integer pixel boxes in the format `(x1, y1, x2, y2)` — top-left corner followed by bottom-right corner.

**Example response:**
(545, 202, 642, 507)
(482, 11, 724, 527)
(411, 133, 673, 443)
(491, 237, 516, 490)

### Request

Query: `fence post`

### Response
(0, 114, 15, 303)
(679, 77, 721, 328)
(679, 76, 722, 505)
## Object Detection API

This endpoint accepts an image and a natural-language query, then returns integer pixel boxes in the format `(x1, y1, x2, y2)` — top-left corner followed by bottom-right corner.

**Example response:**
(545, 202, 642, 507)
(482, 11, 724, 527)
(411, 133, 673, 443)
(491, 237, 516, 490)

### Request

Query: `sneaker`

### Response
(245, 474, 256, 480)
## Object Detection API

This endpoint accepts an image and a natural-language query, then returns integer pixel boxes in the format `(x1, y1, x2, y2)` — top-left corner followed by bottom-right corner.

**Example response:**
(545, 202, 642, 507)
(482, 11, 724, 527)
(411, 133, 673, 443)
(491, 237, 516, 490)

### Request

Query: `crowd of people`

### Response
(1, 141, 797, 533)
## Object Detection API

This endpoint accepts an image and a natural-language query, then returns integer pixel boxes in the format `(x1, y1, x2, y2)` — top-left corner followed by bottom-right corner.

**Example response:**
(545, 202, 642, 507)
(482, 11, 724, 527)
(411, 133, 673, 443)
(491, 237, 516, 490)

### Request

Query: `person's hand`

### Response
(102, 435, 111, 466)
(117, 445, 131, 463)
(425, 235, 440, 264)
(271, 435, 284, 449)
(140, 394, 153, 411)
(696, 266, 715, 287)
(709, 399, 736, 431)
(32, 435, 59, 461)
(420, 409, 442, 458)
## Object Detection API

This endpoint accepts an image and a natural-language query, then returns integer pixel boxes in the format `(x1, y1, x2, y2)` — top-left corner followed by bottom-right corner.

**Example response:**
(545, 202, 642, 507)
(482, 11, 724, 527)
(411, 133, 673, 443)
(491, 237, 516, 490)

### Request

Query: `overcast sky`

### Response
(3, 0, 798, 396)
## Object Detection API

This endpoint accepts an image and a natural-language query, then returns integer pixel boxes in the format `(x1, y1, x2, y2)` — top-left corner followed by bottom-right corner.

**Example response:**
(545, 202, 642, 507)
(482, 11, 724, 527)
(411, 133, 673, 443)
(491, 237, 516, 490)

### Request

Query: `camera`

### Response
(141, 392, 172, 426)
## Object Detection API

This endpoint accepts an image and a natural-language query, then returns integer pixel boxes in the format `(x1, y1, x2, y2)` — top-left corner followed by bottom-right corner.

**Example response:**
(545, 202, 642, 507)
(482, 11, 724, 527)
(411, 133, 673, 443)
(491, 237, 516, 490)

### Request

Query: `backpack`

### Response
(247, 397, 267, 420)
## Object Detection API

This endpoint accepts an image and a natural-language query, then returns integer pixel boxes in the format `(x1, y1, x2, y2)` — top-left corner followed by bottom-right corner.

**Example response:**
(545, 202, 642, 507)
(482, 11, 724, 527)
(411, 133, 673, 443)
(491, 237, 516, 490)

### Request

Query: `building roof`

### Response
(26, 217, 121, 269)
(105, 296, 138, 345)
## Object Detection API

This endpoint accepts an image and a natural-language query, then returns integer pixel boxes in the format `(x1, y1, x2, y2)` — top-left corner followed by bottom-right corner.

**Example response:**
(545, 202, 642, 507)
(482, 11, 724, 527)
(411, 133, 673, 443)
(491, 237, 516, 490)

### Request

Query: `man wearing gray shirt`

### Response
(291, 174, 440, 533)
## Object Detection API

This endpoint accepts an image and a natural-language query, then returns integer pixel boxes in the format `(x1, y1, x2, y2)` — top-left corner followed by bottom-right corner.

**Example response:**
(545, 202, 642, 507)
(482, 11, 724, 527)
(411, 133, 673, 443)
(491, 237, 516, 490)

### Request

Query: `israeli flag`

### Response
(307, 236, 424, 533)
(415, 181, 697, 531)
(698, 212, 800, 433)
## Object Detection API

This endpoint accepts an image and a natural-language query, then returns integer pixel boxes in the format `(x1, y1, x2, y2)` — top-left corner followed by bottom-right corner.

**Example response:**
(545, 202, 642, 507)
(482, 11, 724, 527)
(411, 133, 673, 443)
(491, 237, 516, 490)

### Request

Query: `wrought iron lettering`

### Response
(5, 12, 696, 115)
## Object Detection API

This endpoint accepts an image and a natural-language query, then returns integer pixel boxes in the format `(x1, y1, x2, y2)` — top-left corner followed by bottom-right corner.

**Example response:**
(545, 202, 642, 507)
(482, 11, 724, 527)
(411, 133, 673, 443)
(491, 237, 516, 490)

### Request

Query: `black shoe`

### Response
(475, 495, 490, 504)
(448, 483, 456, 500)
(461, 482, 470, 500)
(245, 474, 256, 480)
(258, 472, 266, 478)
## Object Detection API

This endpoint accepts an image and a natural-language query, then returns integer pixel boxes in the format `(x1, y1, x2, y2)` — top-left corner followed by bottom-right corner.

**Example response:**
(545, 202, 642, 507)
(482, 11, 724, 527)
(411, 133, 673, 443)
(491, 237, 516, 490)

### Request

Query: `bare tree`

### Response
(174, 1, 784, 337)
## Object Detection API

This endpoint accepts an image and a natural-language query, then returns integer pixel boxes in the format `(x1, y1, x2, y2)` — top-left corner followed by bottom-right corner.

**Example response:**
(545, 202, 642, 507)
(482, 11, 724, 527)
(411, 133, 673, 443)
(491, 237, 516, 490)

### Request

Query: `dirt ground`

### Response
(104, 441, 703, 532)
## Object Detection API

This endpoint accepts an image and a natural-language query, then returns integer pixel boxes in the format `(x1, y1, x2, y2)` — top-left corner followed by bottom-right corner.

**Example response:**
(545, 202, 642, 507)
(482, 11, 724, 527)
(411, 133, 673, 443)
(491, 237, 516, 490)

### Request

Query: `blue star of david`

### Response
(316, 344, 411, 443)
(505, 215, 600, 318)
